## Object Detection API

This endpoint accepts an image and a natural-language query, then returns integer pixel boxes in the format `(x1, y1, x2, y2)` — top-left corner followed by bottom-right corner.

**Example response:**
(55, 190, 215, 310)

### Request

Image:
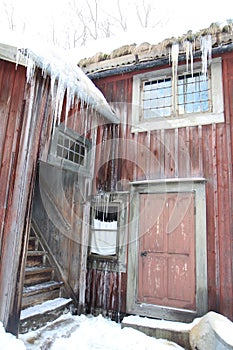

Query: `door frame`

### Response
(126, 178, 208, 322)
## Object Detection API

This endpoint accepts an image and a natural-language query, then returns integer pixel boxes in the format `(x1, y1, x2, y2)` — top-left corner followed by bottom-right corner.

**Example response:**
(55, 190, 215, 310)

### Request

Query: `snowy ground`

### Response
(0, 313, 185, 350)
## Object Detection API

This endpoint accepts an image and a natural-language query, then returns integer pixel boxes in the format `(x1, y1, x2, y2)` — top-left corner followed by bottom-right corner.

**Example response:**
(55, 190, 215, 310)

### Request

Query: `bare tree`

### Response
(3, 1, 15, 31)
(0, 0, 163, 49)
(136, 0, 151, 28)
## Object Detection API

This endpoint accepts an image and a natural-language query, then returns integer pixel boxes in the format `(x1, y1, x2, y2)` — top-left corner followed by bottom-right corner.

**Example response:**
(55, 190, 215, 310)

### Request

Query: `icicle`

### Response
(190, 42, 193, 77)
(171, 43, 179, 116)
(25, 50, 36, 82)
(106, 193, 110, 218)
(201, 35, 212, 78)
(184, 41, 194, 76)
(171, 42, 179, 80)
(133, 132, 138, 181)
(54, 76, 66, 126)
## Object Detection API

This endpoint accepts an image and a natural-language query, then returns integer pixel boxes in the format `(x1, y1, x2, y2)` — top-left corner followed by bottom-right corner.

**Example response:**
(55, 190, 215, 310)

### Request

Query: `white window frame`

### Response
(132, 58, 224, 132)
(48, 125, 92, 176)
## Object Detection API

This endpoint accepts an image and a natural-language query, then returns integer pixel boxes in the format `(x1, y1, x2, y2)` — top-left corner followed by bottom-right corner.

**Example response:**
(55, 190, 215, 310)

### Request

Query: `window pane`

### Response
(177, 73, 210, 115)
(56, 133, 86, 167)
(142, 78, 172, 118)
(58, 134, 64, 146)
(57, 145, 63, 157)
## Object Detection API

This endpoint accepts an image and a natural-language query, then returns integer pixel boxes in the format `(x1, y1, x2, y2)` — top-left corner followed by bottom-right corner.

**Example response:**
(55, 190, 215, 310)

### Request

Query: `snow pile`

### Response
(49, 314, 184, 350)
(20, 313, 184, 349)
(0, 322, 26, 350)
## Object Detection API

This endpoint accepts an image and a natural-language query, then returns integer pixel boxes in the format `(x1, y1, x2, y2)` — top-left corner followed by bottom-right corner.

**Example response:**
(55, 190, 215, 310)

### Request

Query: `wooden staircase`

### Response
(20, 224, 72, 333)
(22, 227, 64, 309)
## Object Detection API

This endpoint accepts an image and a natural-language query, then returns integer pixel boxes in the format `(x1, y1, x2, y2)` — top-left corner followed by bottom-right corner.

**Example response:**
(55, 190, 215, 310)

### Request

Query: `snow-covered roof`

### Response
(79, 20, 233, 78)
(0, 33, 118, 124)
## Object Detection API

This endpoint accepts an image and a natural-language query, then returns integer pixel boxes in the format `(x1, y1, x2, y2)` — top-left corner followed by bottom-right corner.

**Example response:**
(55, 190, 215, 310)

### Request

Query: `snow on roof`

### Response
(0, 31, 118, 124)
(78, 20, 233, 76)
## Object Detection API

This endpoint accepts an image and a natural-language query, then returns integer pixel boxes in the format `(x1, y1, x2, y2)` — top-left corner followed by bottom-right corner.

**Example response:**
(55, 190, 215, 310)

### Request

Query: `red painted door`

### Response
(138, 192, 196, 310)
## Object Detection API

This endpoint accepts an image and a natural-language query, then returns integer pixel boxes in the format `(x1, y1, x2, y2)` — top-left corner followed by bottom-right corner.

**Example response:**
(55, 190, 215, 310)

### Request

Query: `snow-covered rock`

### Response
(189, 311, 233, 350)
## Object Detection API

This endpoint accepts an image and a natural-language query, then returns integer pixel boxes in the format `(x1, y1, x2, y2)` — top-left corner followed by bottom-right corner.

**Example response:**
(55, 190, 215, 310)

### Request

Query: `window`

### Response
(88, 193, 129, 272)
(132, 58, 224, 132)
(90, 206, 118, 257)
(143, 78, 172, 118)
(57, 132, 86, 166)
(177, 73, 210, 115)
(48, 125, 91, 175)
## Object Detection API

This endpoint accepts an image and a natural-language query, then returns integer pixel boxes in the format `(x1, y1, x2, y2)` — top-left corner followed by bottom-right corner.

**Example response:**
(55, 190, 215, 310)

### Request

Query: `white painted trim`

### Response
(132, 58, 224, 132)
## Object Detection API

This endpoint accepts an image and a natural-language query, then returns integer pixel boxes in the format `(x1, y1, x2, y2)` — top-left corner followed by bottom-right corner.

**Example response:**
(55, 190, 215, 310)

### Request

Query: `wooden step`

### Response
(20, 298, 73, 334)
(22, 281, 64, 309)
(26, 250, 47, 267)
(24, 266, 54, 286)
(28, 236, 39, 251)
(23, 281, 63, 297)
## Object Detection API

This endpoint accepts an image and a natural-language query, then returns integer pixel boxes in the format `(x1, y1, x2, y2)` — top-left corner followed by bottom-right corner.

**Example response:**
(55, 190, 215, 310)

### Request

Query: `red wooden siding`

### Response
(85, 266, 127, 320)
(91, 53, 233, 320)
(0, 60, 53, 333)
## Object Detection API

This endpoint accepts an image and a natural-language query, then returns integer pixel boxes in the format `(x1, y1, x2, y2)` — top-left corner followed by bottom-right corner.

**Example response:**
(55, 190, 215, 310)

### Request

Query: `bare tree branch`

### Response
(136, 0, 151, 28)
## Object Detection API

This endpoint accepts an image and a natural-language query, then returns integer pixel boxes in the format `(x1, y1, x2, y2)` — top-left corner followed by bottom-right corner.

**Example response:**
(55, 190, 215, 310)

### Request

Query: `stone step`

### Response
(122, 312, 233, 350)
(122, 315, 198, 349)
(20, 297, 73, 334)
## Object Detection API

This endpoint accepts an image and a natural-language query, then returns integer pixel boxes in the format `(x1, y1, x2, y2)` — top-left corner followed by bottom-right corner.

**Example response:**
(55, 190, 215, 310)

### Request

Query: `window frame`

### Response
(48, 124, 92, 176)
(89, 203, 120, 259)
(132, 58, 224, 132)
(88, 193, 129, 272)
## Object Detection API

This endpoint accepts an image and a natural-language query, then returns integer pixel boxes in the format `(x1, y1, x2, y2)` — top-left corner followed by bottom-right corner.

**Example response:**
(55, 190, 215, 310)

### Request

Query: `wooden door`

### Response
(138, 192, 196, 310)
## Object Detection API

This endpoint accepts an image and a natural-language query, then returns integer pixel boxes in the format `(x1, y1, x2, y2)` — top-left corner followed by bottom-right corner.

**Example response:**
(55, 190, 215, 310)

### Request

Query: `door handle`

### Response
(140, 251, 148, 257)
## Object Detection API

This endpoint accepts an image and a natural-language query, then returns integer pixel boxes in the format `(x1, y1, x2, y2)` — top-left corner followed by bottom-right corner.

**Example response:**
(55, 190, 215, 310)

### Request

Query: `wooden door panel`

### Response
(139, 194, 165, 251)
(167, 256, 194, 304)
(138, 192, 196, 310)
(138, 255, 166, 301)
(167, 193, 194, 254)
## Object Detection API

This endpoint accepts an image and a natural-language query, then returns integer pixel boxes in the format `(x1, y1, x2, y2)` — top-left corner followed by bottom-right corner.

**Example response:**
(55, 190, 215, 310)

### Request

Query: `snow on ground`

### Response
(0, 313, 185, 350)
(0, 322, 26, 350)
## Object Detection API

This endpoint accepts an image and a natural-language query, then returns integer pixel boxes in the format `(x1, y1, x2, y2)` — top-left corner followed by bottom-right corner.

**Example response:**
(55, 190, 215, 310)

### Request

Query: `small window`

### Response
(141, 71, 210, 120)
(90, 206, 118, 257)
(142, 78, 172, 118)
(177, 73, 210, 115)
(132, 58, 224, 132)
(48, 125, 91, 175)
(57, 132, 86, 166)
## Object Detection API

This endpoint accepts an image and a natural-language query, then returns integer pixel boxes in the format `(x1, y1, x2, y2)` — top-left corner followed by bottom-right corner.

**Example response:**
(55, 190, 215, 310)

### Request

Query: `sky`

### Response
(0, 0, 232, 59)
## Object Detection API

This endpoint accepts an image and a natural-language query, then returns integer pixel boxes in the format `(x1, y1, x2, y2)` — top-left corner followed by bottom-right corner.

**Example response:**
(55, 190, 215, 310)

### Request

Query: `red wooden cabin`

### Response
(0, 21, 233, 335)
(81, 21, 233, 323)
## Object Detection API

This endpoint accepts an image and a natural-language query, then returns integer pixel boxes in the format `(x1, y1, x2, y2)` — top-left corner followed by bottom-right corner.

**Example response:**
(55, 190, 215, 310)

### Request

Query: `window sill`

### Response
(131, 112, 224, 133)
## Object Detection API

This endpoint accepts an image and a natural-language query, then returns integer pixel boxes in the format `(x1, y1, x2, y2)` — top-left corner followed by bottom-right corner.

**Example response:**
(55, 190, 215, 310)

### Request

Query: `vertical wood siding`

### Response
(91, 53, 233, 320)
(0, 60, 54, 333)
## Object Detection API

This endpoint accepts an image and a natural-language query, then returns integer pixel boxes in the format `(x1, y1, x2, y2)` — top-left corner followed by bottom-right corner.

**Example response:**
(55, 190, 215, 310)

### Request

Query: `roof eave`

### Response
(0, 43, 118, 124)
(86, 43, 233, 80)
